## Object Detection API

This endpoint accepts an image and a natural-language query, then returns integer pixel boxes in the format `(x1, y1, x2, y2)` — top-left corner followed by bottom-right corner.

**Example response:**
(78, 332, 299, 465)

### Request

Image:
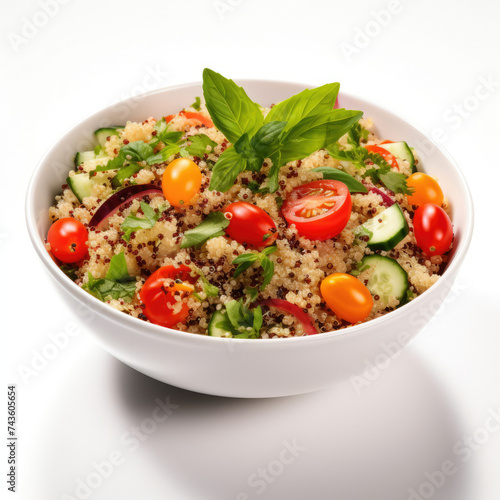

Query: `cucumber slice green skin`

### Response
(379, 141, 416, 173)
(409, 147, 418, 173)
(94, 127, 122, 147)
(74, 151, 96, 166)
(359, 204, 409, 252)
(208, 310, 231, 337)
(66, 174, 95, 202)
(359, 255, 409, 304)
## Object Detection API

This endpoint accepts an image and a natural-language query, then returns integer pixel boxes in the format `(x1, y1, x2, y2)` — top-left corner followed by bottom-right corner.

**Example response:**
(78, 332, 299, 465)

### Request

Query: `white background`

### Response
(2, 0, 499, 499)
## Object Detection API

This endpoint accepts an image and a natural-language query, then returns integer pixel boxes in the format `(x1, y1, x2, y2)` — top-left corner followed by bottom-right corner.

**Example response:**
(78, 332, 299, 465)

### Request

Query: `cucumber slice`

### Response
(358, 255, 408, 304)
(379, 141, 415, 172)
(74, 151, 96, 166)
(208, 310, 231, 338)
(358, 204, 409, 251)
(94, 127, 122, 147)
(66, 174, 96, 202)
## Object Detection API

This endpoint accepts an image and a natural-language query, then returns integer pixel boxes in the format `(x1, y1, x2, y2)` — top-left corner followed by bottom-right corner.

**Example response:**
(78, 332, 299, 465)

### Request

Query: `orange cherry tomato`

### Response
(165, 111, 214, 128)
(320, 273, 373, 324)
(140, 265, 198, 328)
(162, 158, 202, 207)
(365, 144, 399, 169)
(406, 172, 444, 207)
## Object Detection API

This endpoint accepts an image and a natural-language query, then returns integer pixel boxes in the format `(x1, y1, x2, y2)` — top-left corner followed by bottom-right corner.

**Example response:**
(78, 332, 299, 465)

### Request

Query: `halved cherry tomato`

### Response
(413, 203, 453, 256)
(320, 273, 373, 324)
(406, 172, 444, 207)
(379, 140, 394, 145)
(224, 202, 277, 248)
(282, 180, 352, 241)
(165, 111, 214, 128)
(162, 158, 202, 207)
(47, 218, 88, 263)
(140, 265, 198, 328)
(365, 144, 399, 169)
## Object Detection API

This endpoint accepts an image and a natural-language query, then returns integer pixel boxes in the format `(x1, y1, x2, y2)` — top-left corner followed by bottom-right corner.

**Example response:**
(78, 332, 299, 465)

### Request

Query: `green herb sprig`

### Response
(203, 68, 362, 193)
(232, 246, 277, 291)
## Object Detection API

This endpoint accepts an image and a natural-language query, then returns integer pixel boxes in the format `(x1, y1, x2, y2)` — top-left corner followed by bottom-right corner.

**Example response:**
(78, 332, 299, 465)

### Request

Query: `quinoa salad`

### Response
(45, 69, 454, 339)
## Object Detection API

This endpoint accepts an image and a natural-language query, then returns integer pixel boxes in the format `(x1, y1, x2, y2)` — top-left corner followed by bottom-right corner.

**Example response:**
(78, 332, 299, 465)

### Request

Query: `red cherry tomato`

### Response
(165, 111, 214, 128)
(140, 265, 198, 328)
(47, 218, 88, 263)
(413, 203, 453, 256)
(365, 144, 399, 169)
(224, 202, 277, 248)
(282, 180, 352, 240)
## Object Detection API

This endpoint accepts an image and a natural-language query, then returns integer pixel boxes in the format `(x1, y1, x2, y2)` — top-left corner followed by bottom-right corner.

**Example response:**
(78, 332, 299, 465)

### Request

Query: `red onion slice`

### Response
(258, 299, 318, 336)
(363, 183, 395, 207)
(88, 184, 164, 229)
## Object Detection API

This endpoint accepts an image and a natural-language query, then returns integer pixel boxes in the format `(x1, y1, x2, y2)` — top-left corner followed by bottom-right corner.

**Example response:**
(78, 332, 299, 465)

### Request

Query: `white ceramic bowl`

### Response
(26, 81, 473, 398)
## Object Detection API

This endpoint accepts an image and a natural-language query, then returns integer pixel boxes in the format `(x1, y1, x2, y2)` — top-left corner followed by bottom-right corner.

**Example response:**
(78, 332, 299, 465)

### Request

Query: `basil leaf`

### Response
(226, 299, 251, 330)
(180, 211, 230, 249)
(252, 305, 263, 333)
(259, 257, 274, 290)
(233, 255, 258, 279)
(215, 300, 262, 339)
(277, 109, 363, 165)
(231, 246, 277, 291)
(267, 151, 282, 193)
(264, 83, 340, 131)
(250, 121, 287, 157)
(191, 96, 201, 110)
(209, 147, 247, 192)
(224, 300, 262, 338)
(311, 167, 368, 193)
(185, 134, 217, 158)
(105, 252, 134, 282)
(121, 141, 154, 162)
(245, 287, 259, 302)
(261, 246, 277, 257)
(194, 268, 219, 297)
(234, 134, 263, 172)
(202, 68, 263, 143)
(83, 252, 136, 301)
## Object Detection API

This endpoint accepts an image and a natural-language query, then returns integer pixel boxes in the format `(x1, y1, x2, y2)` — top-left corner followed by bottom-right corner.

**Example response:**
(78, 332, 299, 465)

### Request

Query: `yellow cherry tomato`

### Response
(406, 172, 444, 207)
(162, 158, 202, 207)
(320, 273, 374, 324)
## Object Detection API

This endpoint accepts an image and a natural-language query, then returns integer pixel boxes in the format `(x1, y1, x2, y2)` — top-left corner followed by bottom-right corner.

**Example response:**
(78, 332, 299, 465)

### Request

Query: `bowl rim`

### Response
(25, 78, 474, 347)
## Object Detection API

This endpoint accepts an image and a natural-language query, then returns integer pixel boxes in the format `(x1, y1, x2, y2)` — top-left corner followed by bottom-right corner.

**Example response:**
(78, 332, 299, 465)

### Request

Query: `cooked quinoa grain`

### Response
(47, 101, 451, 338)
